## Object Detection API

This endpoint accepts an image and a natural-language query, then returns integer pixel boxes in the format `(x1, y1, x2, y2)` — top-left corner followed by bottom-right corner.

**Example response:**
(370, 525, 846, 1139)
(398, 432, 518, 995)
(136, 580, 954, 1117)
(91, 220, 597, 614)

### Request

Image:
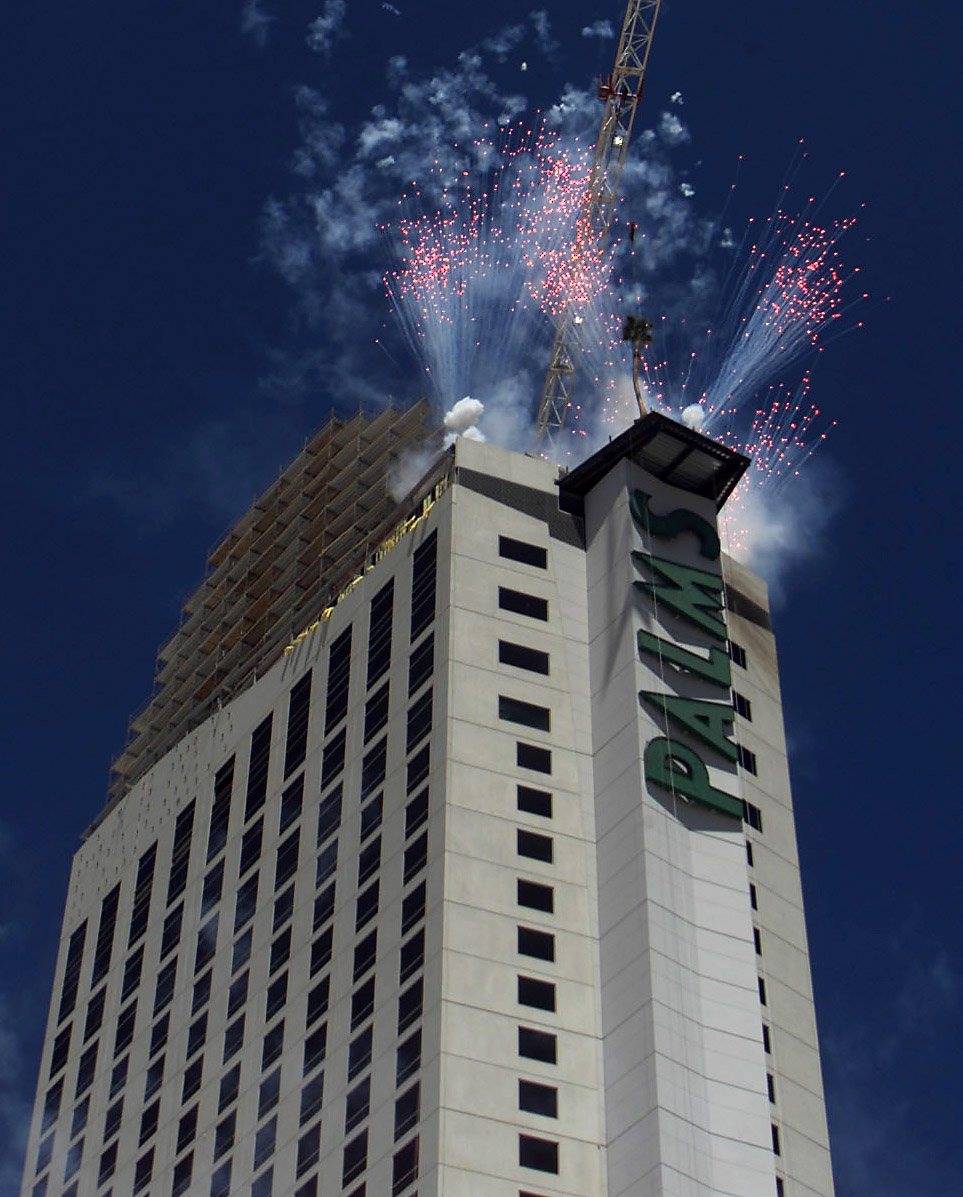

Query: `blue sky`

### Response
(2, 2, 961, 1191)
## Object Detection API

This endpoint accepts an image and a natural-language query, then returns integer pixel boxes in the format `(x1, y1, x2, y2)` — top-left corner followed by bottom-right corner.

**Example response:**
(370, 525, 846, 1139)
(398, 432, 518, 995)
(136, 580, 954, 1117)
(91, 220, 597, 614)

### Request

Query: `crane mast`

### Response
(534, 0, 663, 447)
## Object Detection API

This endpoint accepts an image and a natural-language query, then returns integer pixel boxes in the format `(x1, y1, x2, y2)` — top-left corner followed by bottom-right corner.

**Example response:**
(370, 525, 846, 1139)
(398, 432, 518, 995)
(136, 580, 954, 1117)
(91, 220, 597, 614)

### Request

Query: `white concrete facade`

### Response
(21, 431, 834, 1197)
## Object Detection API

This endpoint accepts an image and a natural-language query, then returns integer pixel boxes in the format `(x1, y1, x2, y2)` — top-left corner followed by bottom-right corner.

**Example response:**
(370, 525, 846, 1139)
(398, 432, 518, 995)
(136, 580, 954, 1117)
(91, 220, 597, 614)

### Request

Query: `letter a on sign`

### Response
(639, 691, 738, 762)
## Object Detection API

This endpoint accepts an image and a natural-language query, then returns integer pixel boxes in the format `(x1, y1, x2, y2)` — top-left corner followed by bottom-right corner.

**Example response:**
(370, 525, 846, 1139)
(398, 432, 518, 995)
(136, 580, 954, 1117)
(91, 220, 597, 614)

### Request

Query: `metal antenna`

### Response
(534, 0, 663, 449)
(621, 314, 653, 417)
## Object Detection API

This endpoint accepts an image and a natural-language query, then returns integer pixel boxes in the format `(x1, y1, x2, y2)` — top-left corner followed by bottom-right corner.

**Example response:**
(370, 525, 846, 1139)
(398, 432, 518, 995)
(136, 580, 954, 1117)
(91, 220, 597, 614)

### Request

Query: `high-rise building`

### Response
(21, 406, 835, 1197)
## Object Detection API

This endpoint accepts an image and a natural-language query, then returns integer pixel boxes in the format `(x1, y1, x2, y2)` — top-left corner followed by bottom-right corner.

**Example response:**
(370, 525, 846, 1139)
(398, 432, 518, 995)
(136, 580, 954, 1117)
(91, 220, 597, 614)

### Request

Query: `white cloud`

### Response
(307, 0, 347, 55)
(241, 0, 274, 47)
(670, 89, 683, 104)
(659, 111, 690, 145)
(581, 19, 615, 39)
(679, 181, 695, 197)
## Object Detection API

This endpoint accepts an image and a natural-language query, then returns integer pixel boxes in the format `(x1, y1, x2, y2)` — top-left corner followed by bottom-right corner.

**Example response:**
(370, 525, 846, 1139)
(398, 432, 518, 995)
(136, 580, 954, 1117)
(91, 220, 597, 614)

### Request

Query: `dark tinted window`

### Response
(280, 774, 304, 834)
(518, 828, 553, 863)
(401, 880, 426, 935)
(245, 714, 273, 820)
(517, 742, 552, 773)
(408, 632, 434, 696)
(410, 530, 437, 641)
(366, 577, 395, 689)
(321, 728, 346, 789)
(206, 760, 235, 863)
(499, 640, 549, 675)
(364, 681, 390, 743)
(238, 817, 263, 878)
(518, 975, 556, 1011)
(518, 926, 555, 962)
(500, 695, 550, 732)
(517, 785, 552, 817)
(284, 671, 312, 778)
(499, 535, 547, 569)
(517, 879, 554, 913)
(519, 1133, 558, 1173)
(519, 1079, 558, 1117)
(166, 803, 195, 906)
(407, 689, 433, 752)
(317, 785, 342, 844)
(91, 884, 122, 988)
(518, 1025, 557, 1064)
(499, 586, 548, 621)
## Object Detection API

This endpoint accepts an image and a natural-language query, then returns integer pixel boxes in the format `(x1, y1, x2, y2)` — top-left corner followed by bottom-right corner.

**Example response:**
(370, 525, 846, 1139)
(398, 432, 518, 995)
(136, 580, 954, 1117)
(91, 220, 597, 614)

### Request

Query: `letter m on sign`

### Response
(631, 551, 727, 642)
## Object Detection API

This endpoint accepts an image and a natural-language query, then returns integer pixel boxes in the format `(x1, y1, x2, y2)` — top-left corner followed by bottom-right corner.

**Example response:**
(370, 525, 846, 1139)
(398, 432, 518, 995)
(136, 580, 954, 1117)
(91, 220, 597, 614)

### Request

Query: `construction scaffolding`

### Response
(105, 402, 434, 812)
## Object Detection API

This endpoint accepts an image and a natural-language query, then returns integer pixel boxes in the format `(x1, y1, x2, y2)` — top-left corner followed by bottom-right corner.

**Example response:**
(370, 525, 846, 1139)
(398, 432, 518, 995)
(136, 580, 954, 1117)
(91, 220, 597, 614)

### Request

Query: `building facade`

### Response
(22, 413, 835, 1197)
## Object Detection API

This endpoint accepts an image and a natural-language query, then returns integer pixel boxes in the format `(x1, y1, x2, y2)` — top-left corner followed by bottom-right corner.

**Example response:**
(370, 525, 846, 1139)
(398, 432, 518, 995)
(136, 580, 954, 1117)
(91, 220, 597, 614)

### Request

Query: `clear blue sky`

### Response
(2, 2, 960, 1192)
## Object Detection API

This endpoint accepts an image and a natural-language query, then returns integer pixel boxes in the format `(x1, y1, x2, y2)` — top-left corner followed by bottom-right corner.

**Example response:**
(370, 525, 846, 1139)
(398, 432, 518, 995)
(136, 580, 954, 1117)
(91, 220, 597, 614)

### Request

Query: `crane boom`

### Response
(535, 0, 663, 447)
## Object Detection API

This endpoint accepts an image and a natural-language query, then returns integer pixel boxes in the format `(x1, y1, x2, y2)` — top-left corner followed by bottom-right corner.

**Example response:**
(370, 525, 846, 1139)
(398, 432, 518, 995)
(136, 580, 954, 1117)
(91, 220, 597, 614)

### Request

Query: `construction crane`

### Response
(534, 0, 663, 448)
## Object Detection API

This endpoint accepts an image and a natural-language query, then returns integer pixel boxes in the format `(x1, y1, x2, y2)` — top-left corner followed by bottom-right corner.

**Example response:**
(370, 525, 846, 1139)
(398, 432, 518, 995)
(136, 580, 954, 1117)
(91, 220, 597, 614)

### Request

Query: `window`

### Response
(75, 1040, 98, 1096)
(218, 1064, 240, 1113)
(310, 929, 333, 977)
(407, 689, 433, 751)
(167, 802, 196, 906)
(519, 1079, 558, 1117)
(172, 1155, 193, 1197)
(246, 713, 273, 820)
(234, 871, 259, 932)
(518, 926, 555, 962)
(776, 1179, 785, 1197)
(321, 728, 346, 789)
(229, 928, 251, 976)
(301, 1072, 324, 1122)
(280, 774, 304, 835)
(223, 1013, 245, 1063)
(408, 632, 434, 696)
(518, 1026, 557, 1064)
(201, 860, 225, 918)
(361, 737, 387, 799)
(83, 988, 105, 1041)
(400, 928, 425, 983)
(186, 1012, 208, 1060)
(262, 1022, 285, 1069)
(97, 1141, 118, 1186)
(351, 977, 376, 1029)
(402, 880, 426, 935)
(517, 742, 552, 774)
(367, 579, 395, 688)
(348, 1027, 372, 1079)
(767, 1072, 776, 1103)
(743, 800, 763, 830)
(499, 640, 550, 675)
(316, 839, 338, 888)
(356, 880, 379, 932)
(518, 976, 556, 1012)
(405, 788, 429, 838)
(305, 1024, 328, 1073)
(193, 971, 212, 1017)
(364, 682, 390, 743)
(325, 625, 353, 731)
(393, 1136, 419, 1195)
(239, 817, 264, 878)
(358, 837, 381, 887)
(259, 1067, 281, 1117)
(395, 1082, 420, 1139)
(132, 1147, 154, 1194)
(518, 785, 552, 818)
(266, 972, 288, 1021)
(499, 534, 547, 568)
(149, 1012, 170, 1057)
(227, 970, 249, 1018)
(345, 1077, 370, 1133)
(285, 670, 313, 777)
(729, 640, 747, 669)
(195, 914, 218, 974)
(213, 1110, 236, 1160)
(207, 758, 236, 862)
(274, 884, 295, 934)
(70, 1095, 90, 1138)
(396, 1028, 421, 1085)
(754, 927, 763, 955)
(254, 1116, 277, 1170)
(733, 690, 752, 720)
(275, 827, 300, 891)
(746, 840, 755, 867)
(500, 695, 551, 732)
(762, 1023, 772, 1053)
(49, 1024, 72, 1077)
(360, 792, 382, 842)
(110, 1053, 129, 1098)
(104, 1094, 123, 1140)
(91, 883, 122, 988)
(342, 1129, 368, 1185)
(35, 1131, 54, 1175)
(410, 530, 438, 641)
(314, 882, 336, 930)
(398, 977, 423, 1033)
(499, 586, 548, 621)
(308, 800, 338, 863)
(127, 843, 157, 948)
(210, 1160, 232, 1197)
(518, 829, 553, 863)
(750, 883, 758, 910)
(139, 1097, 160, 1145)
(40, 1081, 63, 1135)
(354, 930, 378, 982)
(758, 977, 768, 1006)
(519, 1134, 558, 1174)
(182, 1057, 203, 1102)
(404, 831, 428, 883)
(121, 947, 144, 1002)
(771, 1123, 782, 1156)
(517, 879, 554, 913)
(307, 976, 330, 1027)
(160, 903, 183, 960)
(738, 744, 758, 775)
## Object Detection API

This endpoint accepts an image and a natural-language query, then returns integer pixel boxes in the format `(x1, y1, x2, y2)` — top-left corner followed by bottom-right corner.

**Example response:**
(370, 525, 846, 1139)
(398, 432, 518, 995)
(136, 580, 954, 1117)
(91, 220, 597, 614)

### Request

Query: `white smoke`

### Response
(581, 19, 615, 39)
(443, 396, 487, 446)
